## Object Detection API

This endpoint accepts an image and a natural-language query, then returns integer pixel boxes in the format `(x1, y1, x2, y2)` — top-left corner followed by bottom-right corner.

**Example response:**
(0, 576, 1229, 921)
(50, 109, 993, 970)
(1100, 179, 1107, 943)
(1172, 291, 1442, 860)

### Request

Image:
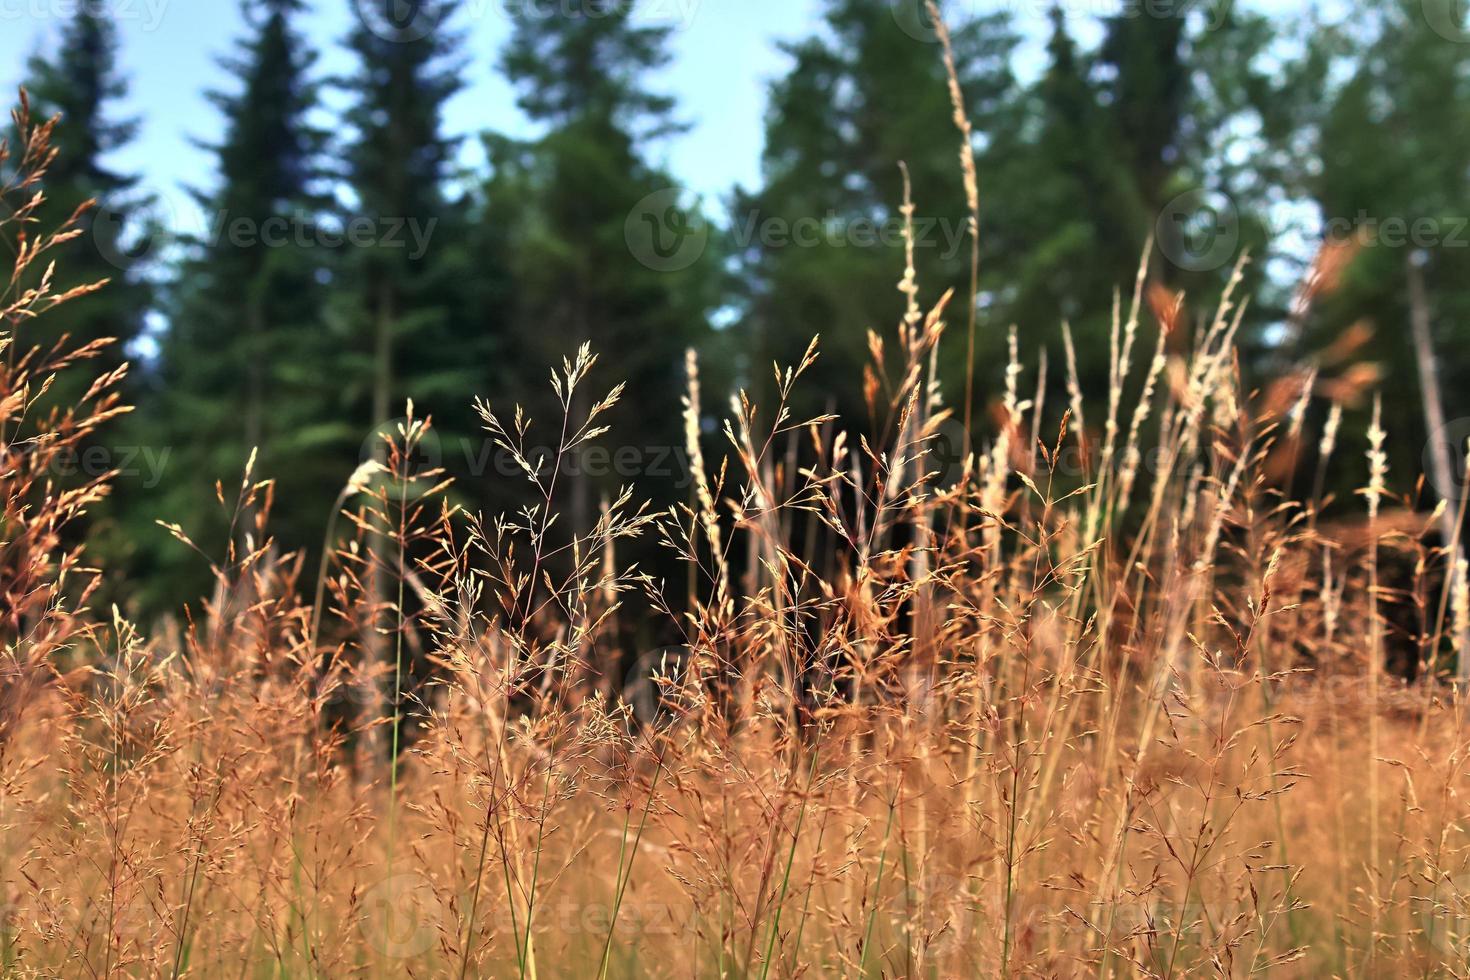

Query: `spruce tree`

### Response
(139, 0, 332, 606)
(337, 0, 480, 475)
(333, 0, 479, 743)
(20, 5, 150, 414)
(996, 4, 1287, 413)
(1001, 8, 1129, 395)
(735, 1, 1020, 433)
(1296, 0, 1470, 497)
(1095, 2, 1284, 304)
(17, 6, 158, 605)
(495, 1, 716, 535)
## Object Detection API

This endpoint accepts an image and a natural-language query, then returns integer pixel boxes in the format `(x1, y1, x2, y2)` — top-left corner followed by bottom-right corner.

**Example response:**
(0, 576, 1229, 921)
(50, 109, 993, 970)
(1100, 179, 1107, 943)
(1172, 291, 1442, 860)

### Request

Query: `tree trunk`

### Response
(367, 277, 396, 746)
(1406, 253, 1469, 678)
(242, 285, 265, 553)
(571, 291, 591, 542)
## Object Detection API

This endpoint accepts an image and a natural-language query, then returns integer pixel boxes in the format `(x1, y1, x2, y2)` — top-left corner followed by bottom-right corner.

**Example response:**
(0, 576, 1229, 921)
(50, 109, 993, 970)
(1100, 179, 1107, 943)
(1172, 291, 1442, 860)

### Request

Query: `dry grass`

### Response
(6, 89, 1470, 980)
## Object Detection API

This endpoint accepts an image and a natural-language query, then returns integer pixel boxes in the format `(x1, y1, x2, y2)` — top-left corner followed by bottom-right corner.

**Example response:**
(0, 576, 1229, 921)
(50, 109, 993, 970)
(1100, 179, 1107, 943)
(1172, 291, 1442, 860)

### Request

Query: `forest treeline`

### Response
(9, 0, 1470, 616)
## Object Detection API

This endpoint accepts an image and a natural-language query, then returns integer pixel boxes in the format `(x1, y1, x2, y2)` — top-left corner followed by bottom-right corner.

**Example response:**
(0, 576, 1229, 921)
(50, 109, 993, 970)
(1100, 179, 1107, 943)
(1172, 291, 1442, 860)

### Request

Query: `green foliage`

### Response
(735, 1, 1020, 431)
(1002, 4, 1293, 402)
(18, 0, 1464, 620)
(335, 0, 483, 483)
(16, 5, 154, 604)
(491, 3, 717, 539)
(134, 0, 334, 609)
(1296, 0, 1470, 495)
(19, 5, 149, 412)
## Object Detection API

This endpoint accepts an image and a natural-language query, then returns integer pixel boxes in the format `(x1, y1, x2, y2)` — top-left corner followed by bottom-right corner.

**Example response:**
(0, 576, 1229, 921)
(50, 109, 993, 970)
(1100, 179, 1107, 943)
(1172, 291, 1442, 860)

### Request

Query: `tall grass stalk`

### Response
(4, 83, 1470, 979)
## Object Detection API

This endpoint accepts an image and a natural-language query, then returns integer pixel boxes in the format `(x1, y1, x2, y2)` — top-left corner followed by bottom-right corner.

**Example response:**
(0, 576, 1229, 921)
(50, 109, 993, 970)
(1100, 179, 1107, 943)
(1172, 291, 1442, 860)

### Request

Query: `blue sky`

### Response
(0, 1, 1119, 216)
(0, 0, 835, 214)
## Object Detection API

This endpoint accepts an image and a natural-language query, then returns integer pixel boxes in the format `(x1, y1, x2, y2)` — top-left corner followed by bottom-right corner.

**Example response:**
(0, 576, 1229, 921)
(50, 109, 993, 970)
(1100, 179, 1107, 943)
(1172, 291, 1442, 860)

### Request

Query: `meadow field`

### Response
(5, 31, 1470, 977)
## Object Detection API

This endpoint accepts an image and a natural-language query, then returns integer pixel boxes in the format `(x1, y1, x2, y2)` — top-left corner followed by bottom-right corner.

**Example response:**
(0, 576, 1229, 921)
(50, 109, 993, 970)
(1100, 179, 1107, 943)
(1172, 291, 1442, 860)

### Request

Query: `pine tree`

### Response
(333, 0, 482, 745)
(20, 5, 150, 414)
(1099, 7, 1188, 227)
(337, 0, 480, 474)
(735, 1, 1020, 432)
(1297, 0, 1470, 498)
(139, 0, 332, 606)
(17, 6, 159, 605)
(1000, 7, 1130, 394)
(495, 1, 716, 536)
(995, 4, 1287, 412)
(1095, 1, 1284, 303)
